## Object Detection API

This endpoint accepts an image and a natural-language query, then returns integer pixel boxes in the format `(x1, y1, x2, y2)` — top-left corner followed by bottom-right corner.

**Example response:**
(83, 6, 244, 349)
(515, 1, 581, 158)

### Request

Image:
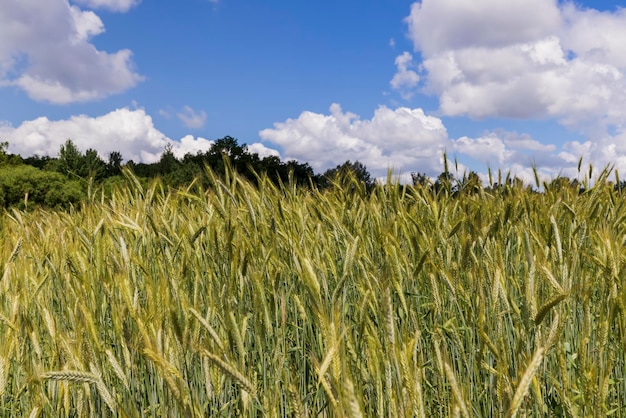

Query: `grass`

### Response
(1, 166, 626, 416)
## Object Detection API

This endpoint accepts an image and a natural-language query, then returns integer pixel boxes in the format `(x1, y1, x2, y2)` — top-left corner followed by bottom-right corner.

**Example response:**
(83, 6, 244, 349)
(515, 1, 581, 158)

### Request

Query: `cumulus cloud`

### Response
(0, 108, 277, 165)
(0, 103, 600, 184)
(454, 135, 513, 166)
(247, 143, 281, 159)
(396, 0, 626, 180)
(453, 131, 563, 171)
(0, 0, 142, 103)
(404, 0, 626, 134)
(406, 0, 561, 55)
(390, 52, 420, 99)
(169, 135, 281, 161)
(70, 0, 142, 13)
(177, 106, 208, 129)
(0, 108, 169, 163)
(260, 103, 449, 177)
(500, 131, 557, 153)
(557, 134, 626, 178)
(172, 135, 214, 159)
(448, 129, 626, 185)
(258, 101, 608, 182)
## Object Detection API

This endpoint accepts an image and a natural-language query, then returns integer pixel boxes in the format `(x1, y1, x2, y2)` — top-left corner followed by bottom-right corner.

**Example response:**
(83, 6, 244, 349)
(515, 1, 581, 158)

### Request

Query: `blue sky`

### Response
(2, 0, 626, 181)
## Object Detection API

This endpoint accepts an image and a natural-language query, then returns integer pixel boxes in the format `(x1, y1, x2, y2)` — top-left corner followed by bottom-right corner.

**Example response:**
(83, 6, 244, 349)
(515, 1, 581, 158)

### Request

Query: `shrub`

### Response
(0, 165, 84, 209)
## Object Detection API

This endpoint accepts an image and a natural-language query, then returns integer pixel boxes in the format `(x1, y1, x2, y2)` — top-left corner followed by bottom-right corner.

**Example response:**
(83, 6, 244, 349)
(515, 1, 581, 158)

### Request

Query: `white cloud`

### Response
(0, 103, 612, 184)
(390, 52, 420, 99)
(560, 4, 626, 69)
(158, 110, 172, 119)
(0, 0, 142, 104)
(396, 0, 626, 182)
(560, 133, 626, 178)
(69, 6, 105, 42)
(70, 0, 142, 13)
(172, 135, 214, 159)
(501, 131, 556, 152)
(258, 102, 617, 182)
(259, 103, 449, 177)
(406, 0, 561, 55)
(247, 143, 280, 159)
(0, 108, 168, 163)
(177, 106, 208, 129)
(447, 128, 626, 184)
(404, 0, 626, 137)
(1, 102, 613, 186)
(453, 135, 512, 166)
(0, 108, 277, 166)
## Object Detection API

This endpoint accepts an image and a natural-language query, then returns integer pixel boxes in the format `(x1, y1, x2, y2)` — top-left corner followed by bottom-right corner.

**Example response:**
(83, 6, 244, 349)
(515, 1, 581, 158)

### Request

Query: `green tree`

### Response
(84, 148, 106, 180)
(322, 160, 374, 193)
(209, 136, 246, 158)
(159, 143, 180, 175)
(23, 154, 54, 170)
(0, 141, 8, 166)
(411, 172, 431, 187)
(434, 171, 455, 195)
(0, 141, 23, 166)
(107, 151, 124, 176)
(286, 160, 316, 187)
(58, 139, 86, 178)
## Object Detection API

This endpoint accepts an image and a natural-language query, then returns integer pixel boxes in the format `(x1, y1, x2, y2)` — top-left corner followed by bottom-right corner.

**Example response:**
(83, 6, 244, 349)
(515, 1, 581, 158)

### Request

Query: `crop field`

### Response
(1, 168, 626, 417)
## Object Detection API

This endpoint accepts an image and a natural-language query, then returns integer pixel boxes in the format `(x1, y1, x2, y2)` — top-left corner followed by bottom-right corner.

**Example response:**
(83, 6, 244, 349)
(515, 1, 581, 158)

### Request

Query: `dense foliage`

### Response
(1, 167, 626, 416)
(0, 137, 389, 209)
(0, 165, 84, 209)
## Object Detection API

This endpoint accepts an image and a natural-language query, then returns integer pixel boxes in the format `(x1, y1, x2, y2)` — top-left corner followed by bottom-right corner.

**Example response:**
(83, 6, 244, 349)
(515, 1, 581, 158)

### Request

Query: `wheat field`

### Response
(1, 167, 625, 417)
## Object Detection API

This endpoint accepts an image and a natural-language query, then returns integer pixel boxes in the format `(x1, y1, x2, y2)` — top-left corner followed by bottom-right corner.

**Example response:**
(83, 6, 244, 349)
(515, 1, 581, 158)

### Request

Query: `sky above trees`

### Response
(1, 0, 626, 182)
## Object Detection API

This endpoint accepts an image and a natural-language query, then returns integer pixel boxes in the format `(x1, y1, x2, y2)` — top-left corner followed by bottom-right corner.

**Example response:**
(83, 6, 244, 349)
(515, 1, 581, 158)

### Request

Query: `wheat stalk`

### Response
(105, 349, 129, 391)
(198, 348, 255, 396)
(443, 361, 469, 418)
(0, 355, 7, 397)
(505, 346, 545, 418)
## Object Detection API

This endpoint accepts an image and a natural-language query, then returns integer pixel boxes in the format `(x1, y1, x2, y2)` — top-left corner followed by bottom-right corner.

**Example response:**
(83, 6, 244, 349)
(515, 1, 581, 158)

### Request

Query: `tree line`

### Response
(0, 136, 600, 210)
(0, 137, 378, 209)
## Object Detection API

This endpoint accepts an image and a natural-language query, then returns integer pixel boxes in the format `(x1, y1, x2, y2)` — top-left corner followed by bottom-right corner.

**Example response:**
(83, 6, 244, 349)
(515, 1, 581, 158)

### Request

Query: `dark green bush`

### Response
(0, 165, 84, 209)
